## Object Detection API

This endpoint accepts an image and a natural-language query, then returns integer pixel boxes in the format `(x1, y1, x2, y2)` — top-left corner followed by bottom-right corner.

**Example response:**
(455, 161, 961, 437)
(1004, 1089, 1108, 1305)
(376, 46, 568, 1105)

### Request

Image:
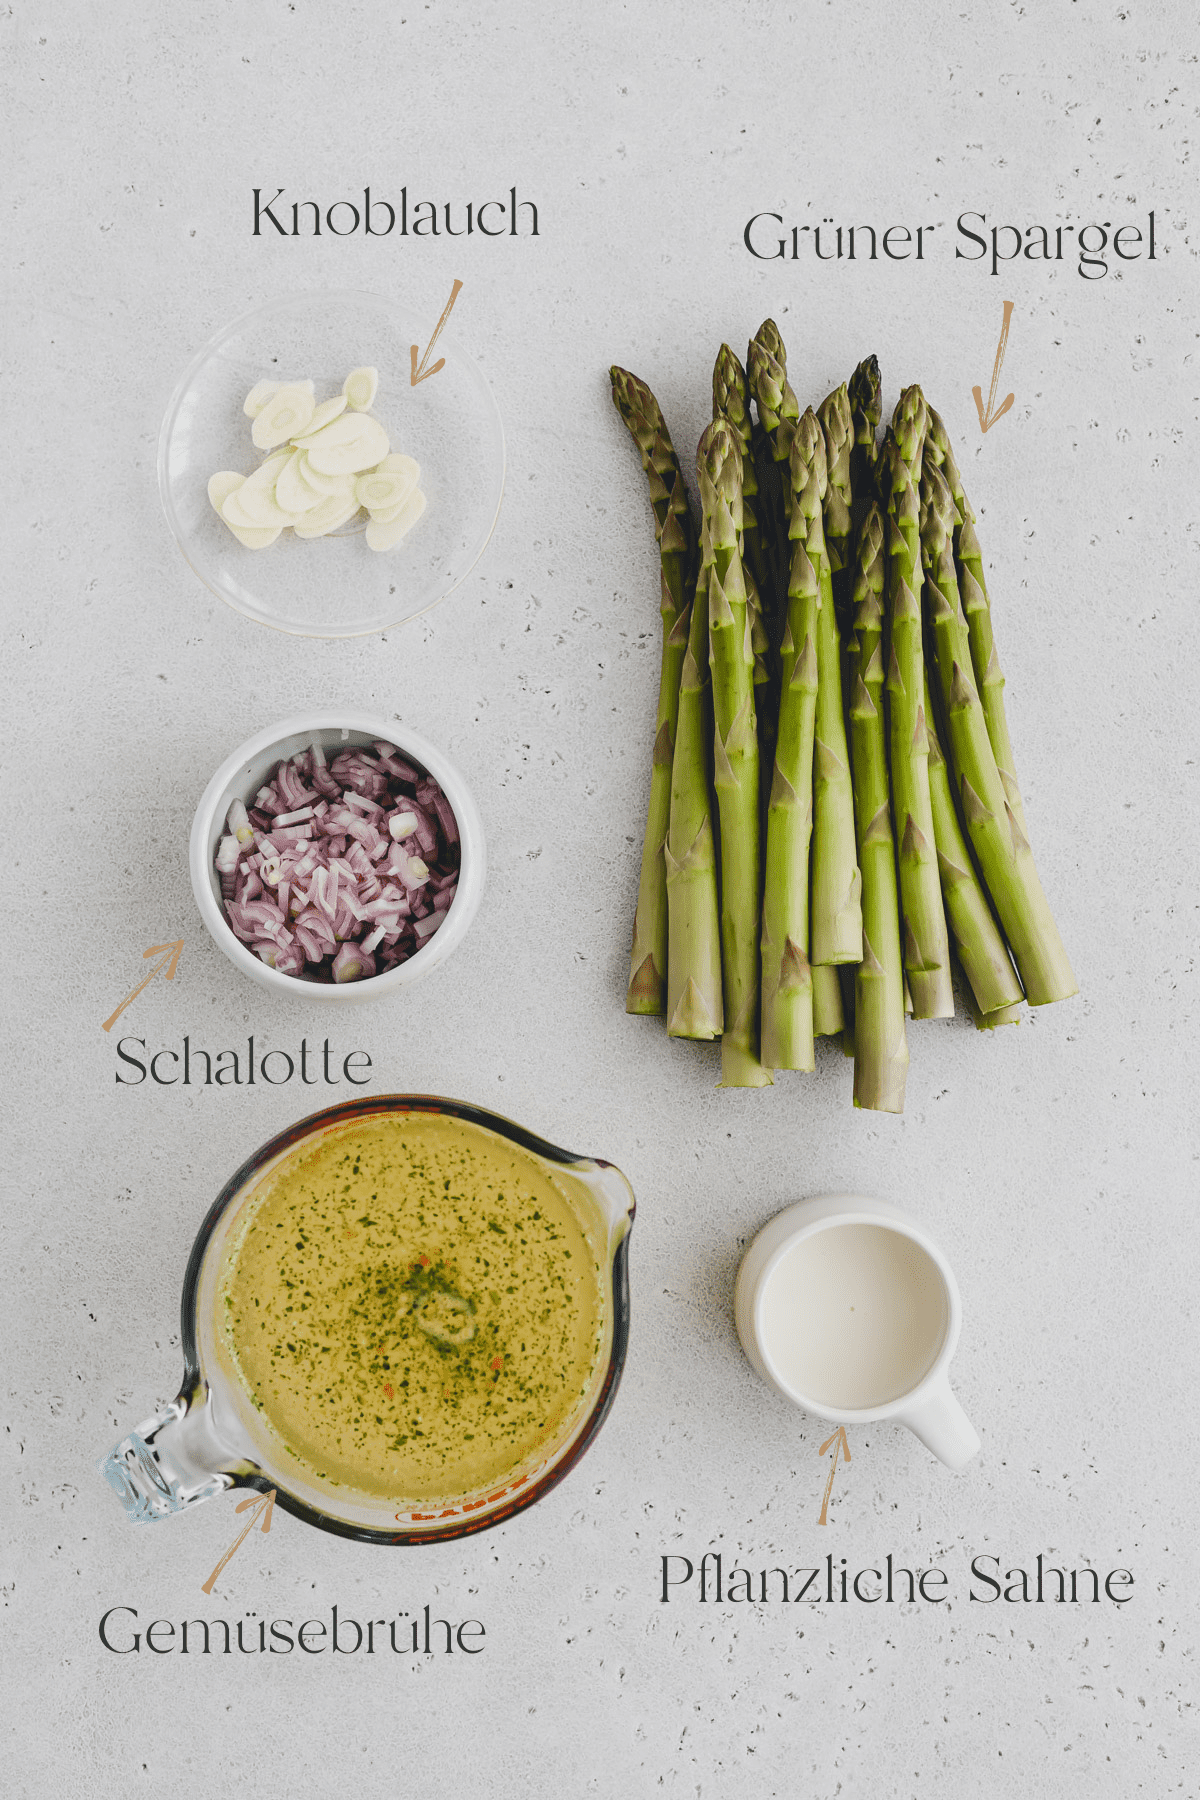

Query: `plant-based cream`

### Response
(759, 1224, 948, 1410)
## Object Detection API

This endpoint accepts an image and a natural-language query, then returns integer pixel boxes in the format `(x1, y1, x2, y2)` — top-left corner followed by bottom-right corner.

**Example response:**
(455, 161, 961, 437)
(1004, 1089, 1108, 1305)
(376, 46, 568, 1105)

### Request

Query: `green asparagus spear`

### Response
(747, 322, 804, 763)
(714, 345, 775, 793)
(846, 509, 908, 1112)
(747, 326, 800, 464)
(754, 316, 788, 370)
(817, 384, 854, 606)
(926, 405, 1028, 838)
(876, 435, 953, 1019)
(665, 546, 724, 1039)
(925, 677, 1024, 1016)
(759, 436, 821, 1071)
(949, 948, 1022, 1030)
(971, 995, 1023, 1030)
(847, 355, 882, 508)
(794, 411, 862, 966)
(747, 328, 801, 597)
(610, 367, 696, 1013)
(697, 420, 772, 1086)
(714, 345, 767, 602)
(921, 466, 1077, 1006)
(812, 963, 846, 1039)
(892, 383, 929, 485)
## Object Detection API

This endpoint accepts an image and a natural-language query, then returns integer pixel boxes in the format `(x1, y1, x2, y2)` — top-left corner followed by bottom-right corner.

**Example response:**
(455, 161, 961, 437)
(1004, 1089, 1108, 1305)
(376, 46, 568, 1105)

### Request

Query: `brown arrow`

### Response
(202, 1489, 276, 1595)
(817, 1425, 851, 1526)
(101, 939, 184, 1033)
(972, 300, 1016, 432)
(410, 278, 464, 385)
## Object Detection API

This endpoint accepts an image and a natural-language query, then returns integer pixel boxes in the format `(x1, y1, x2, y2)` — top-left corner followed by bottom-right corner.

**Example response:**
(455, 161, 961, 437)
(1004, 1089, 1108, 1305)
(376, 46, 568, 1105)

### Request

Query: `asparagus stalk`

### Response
(754, 316, 788, 370)
(664, 548, 724, 1040)
(921, 466, 1077, 1006)
(747, 323, 804, 825)
(745, 327, 789, 633)
(610, 367, 695, 1013)
(892, 383, 929, 484)
(926, 405, 1028, 839)
(794, 410, 862, 966)
(747, 323, 801, 586)
(876, 435, 953, 1019)
(813, 964, 846, 1039)
(925, 676, 1024, 1016)
(748, 327, 800, 453)
(836, 579, 863, 1057)
(714, 345, 767, 604)
(714, 346, 775, 796)
(817, 384, 854, 611)
(697, 420, 772, 1086)
(847, 355, 882, 512)
(846, 508, 908, 1113)
(949, 947, 1022, 1030)
(759, 436, 821, 1071)
(971, 995, 1023, 1031)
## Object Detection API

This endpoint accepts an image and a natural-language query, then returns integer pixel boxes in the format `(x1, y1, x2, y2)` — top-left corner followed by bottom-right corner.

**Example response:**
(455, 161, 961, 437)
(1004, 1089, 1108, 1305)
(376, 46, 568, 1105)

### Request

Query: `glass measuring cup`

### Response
(101, 1096, 635, 1543)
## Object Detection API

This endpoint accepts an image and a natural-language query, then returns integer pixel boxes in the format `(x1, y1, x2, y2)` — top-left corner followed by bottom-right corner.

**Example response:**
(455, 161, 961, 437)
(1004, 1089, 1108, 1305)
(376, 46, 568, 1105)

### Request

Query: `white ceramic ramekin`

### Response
(189, 712, 485, 1003)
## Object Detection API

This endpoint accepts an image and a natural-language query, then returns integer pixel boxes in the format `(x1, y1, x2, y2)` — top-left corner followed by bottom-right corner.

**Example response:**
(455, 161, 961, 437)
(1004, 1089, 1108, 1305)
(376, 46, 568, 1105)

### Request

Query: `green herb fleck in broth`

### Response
(219, 1114, 604, 1504)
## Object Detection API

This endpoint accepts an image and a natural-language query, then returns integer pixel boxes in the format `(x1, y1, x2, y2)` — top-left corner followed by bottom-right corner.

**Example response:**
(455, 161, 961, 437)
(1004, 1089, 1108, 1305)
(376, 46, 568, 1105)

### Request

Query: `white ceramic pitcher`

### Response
(735, 1195, 981, 1470)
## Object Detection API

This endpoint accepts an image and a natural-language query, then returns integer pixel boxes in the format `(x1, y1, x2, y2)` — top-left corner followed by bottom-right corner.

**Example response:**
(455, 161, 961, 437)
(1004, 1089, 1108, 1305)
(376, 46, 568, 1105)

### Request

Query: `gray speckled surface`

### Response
(4, 3, 1198, 1794)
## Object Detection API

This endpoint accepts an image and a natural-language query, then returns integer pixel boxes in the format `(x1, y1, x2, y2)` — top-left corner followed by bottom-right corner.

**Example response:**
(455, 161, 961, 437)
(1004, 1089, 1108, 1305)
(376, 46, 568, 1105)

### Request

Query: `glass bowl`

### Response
(100, 1096, 635, 1544)
(158, 290, 505, 638)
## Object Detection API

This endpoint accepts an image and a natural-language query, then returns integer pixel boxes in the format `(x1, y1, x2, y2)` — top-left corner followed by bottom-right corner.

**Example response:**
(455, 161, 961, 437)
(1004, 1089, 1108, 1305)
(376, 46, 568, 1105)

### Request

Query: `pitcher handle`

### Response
(99, 1387, 237, 1523)
(898, 1374, 981, 1471)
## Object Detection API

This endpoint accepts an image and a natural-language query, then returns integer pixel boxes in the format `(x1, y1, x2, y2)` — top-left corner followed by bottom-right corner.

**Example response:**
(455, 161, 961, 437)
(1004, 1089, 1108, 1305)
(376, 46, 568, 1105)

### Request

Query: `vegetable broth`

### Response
(220, 1113, 603, 1502)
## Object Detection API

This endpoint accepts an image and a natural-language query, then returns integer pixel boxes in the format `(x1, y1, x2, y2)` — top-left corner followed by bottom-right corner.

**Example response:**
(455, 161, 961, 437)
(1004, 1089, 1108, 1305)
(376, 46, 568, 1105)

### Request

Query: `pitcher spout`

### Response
(100, 1383, 238, 1523)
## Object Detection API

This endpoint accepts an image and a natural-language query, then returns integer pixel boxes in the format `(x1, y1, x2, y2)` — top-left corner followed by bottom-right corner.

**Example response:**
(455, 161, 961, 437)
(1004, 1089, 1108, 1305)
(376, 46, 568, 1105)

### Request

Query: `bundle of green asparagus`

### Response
(611, 323, 1075, 1112)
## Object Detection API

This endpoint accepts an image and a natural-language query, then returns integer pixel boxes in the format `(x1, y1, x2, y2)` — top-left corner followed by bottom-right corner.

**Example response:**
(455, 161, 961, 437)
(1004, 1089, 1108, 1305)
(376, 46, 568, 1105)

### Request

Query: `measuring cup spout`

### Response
(898, 1374, 981, 1471)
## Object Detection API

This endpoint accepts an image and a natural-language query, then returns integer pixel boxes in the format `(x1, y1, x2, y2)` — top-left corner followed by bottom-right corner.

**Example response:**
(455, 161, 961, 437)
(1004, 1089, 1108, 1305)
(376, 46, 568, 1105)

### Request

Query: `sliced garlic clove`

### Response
(252, 383, 317, 450)
(292, 413, 361, 450)
(225, 520, 283, 549)
(342, 366, 379, 411)
(296, 453, 357, 498)
(293, 491, 361, 538)
(208, 471, 245, 513)
(296, 394, 349, 437)
(356, 455, 419, 515)
(242, 380, 281, 418)
(367, 498, 406, 524)
(302, 414, 390, 476)
(275, 449, 326, 514)
(234, 480, 303, 529)
(219, 486, 283, 546)
(242, 449, 292, 490)
(221, 486, 264, 530)
(365, 486, 426, 550)
(375, 452, 421, 479)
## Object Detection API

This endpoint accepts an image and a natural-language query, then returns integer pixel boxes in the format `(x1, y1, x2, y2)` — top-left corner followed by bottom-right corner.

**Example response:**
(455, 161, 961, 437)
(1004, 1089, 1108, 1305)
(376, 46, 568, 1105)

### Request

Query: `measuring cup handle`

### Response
(99, 1390, 236, 1523)
(899, 1374, 981, 1471)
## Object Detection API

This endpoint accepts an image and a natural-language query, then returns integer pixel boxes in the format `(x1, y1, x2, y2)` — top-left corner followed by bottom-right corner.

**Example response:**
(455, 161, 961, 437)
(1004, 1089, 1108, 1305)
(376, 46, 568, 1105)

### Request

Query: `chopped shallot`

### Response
(216, 741, 461, 983)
